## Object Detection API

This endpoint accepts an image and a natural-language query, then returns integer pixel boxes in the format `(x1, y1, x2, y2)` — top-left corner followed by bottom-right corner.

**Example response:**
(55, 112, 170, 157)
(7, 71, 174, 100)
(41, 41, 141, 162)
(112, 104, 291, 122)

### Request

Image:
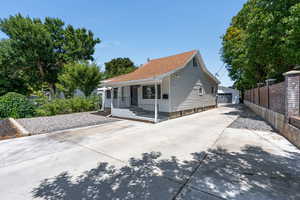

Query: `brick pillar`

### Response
(284, 70, 300, 121)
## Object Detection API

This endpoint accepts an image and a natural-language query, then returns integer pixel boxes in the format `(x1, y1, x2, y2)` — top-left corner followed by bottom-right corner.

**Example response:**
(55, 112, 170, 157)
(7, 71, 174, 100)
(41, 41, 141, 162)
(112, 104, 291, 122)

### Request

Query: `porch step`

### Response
(111, 107, 168, 122)
(129, 107, 155, 117)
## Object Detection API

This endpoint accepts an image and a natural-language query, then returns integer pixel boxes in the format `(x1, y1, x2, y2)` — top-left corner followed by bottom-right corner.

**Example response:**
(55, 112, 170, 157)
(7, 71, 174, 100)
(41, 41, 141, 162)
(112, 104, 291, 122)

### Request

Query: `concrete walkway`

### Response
(0, 106, 299, 199)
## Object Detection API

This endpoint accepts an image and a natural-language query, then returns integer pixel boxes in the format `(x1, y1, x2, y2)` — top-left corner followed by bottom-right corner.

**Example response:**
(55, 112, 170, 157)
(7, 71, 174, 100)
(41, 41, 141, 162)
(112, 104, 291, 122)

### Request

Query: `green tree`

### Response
(104, 57, 136, 79)
(0, 14, 100, 96)
(59, 62, 102, 97)
(222, 0, 300, 91)
(0, 39, 32, 95)
(56, 64, 77, 98)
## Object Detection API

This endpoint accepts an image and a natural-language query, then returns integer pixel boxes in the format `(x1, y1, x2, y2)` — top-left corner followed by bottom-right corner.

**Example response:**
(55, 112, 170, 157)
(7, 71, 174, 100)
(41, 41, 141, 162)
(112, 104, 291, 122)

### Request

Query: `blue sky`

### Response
(0, 0, 247, 86)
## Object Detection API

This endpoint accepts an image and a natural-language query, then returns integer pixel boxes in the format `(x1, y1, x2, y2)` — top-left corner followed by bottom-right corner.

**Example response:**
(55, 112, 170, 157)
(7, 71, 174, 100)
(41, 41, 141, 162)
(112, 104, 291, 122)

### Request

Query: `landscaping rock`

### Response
(228, 105, 274, 132)
(17, 112, 119, 135)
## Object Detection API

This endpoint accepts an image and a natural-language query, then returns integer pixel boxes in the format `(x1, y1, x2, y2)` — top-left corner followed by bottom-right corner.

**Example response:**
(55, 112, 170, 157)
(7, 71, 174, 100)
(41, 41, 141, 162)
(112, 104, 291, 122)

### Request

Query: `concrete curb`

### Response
(8, 118, 30, 136)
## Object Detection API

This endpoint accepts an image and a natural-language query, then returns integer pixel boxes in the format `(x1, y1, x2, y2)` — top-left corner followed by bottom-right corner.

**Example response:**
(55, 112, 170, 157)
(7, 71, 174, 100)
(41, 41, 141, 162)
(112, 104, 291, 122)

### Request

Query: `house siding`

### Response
(217, 86, 240, 104)
(104, 86, 130, 108)
(137, 77, 170, 112)
(104, 78, 170, 112)
(170, 59, 217, 112)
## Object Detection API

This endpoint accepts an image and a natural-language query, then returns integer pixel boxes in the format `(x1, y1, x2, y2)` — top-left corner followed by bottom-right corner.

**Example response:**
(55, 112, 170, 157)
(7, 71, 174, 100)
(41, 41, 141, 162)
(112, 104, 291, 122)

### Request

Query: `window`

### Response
(199, 87, 204, 96)
(142, 85, 161, 99)
(121, 87, 125, 101)
(211, 87, 215, 94)
(113, 88, 118, 99)
(106, 90, 111, 99)
(193, 57, 198, 67)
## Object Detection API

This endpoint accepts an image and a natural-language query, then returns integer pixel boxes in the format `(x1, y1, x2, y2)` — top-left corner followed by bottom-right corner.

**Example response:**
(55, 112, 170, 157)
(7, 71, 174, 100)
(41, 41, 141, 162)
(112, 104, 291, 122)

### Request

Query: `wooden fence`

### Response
(244, 82, 285, 114)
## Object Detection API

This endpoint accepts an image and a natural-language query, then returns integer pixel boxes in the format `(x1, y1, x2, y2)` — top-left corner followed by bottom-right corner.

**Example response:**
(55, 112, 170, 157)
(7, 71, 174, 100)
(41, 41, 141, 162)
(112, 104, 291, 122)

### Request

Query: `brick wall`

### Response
(244, 70, 300, 149)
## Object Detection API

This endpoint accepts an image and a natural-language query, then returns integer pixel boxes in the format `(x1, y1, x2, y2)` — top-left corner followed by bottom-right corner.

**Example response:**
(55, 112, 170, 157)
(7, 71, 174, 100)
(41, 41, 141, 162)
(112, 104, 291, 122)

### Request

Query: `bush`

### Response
(35, 96, 100, 116)
(0, 92, 36, 119)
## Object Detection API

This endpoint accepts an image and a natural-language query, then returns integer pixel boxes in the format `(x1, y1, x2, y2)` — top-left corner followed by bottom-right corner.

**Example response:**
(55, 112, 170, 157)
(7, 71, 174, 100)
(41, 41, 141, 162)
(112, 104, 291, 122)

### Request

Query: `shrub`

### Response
(0, 92, 36, 119)
(35, 96, 100, 116)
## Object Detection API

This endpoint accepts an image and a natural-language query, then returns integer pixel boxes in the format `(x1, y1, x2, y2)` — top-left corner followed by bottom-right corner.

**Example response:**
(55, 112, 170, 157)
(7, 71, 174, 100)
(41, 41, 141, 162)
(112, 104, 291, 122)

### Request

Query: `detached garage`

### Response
(217, 86, 240, 105)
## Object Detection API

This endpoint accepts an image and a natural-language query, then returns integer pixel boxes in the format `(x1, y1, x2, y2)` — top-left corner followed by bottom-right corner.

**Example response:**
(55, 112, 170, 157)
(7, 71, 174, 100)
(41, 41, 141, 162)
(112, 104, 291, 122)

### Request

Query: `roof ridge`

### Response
(148, 49, 197, 62)
(103, 49, 200, 84)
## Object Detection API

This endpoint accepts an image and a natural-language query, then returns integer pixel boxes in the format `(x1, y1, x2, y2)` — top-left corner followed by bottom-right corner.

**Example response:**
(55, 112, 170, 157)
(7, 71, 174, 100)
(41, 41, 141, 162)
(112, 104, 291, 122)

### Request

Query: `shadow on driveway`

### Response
(32, 146, 300, 200)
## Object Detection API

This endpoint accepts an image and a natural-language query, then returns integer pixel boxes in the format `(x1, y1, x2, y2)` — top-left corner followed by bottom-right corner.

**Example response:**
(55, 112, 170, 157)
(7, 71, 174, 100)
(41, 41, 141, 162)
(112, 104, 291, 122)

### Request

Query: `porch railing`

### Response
(112, 97, 131, 108)
(111, 97, 159, 111)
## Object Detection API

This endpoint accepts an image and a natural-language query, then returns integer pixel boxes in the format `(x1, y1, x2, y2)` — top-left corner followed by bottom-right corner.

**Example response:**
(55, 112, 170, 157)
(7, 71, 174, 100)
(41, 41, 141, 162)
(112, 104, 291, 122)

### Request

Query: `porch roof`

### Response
(102, 50, 197, 86)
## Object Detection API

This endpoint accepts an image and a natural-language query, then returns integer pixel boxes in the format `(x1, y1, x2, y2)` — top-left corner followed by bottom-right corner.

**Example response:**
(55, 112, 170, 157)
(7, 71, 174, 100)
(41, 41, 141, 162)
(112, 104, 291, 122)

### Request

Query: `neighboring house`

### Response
(217, 86, 240, 105)
(101, 50, 220, 123)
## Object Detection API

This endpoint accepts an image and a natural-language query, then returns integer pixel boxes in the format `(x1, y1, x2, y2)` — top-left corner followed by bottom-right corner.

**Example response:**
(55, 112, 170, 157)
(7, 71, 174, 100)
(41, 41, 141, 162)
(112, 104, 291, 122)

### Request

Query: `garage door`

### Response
(217, 93, 232, 104)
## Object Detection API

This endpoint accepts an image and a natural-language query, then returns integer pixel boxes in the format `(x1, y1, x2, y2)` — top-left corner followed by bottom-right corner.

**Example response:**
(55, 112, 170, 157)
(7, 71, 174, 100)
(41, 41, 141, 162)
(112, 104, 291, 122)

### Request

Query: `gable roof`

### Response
(102, 50, 219, 85)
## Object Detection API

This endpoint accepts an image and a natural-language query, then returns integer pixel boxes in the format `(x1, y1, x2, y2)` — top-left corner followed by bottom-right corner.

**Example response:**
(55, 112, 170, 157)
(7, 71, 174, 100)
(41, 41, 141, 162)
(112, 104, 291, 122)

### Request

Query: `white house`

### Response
(217, 86, 240, 105)
(101, 50, 220, 123)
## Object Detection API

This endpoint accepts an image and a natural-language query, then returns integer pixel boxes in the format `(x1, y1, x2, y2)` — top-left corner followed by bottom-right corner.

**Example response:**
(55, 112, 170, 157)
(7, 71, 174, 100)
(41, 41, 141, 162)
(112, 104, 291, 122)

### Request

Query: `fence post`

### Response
(265, 79, 275, 109)
(283, 70, 300, 122)
(258, 87, 260, 105)
(257, 83, 263, 106)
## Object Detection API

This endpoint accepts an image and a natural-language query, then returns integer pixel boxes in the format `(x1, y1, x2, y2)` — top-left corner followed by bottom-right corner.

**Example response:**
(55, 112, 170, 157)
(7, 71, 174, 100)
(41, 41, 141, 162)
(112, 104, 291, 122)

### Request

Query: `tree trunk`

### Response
(37, 62, 45, 79)
(48, 83, 56, 100)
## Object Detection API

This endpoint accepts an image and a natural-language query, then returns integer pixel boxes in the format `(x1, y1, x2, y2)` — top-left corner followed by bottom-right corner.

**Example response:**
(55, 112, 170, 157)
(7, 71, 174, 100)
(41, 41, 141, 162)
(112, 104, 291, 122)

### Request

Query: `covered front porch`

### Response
(102, 78, 171, 123)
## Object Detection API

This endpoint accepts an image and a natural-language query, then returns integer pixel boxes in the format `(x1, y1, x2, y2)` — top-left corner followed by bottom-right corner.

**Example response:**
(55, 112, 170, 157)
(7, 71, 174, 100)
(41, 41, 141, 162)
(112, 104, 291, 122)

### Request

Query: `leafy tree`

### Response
(0, 39, 32, 95)
(104, 57, 136, 79)
(56, 64, 77, 98)
(58, 62, 102, 97)
(222, 0, 300, 91)
(0, 14, 100, 96)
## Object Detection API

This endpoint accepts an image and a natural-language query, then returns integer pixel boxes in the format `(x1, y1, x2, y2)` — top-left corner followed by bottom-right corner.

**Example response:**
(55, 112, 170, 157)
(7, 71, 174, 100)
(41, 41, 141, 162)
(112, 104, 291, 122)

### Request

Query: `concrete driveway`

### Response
(0, 106, 299, 200)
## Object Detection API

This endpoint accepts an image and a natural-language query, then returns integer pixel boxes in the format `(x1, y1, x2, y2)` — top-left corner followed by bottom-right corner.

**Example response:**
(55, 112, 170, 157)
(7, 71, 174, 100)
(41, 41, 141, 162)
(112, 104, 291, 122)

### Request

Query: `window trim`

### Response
(121, 87, 125, 101)
(142, 85, 161, 99)
(106, 90, 111, 99)
(199, 87, 204, 96)
(113, 88, 118, 99)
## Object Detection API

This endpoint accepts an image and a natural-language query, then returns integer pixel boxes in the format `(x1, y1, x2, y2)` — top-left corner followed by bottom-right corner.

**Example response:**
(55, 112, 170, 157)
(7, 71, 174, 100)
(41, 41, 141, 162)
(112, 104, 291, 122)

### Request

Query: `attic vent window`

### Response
(199, 87, 204, 96)
(193, 57, 197, 67)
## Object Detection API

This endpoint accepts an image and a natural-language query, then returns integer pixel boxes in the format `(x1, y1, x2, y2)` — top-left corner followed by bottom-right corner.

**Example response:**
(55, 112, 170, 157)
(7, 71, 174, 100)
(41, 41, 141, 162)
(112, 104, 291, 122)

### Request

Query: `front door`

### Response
(130, 86, 138, 106)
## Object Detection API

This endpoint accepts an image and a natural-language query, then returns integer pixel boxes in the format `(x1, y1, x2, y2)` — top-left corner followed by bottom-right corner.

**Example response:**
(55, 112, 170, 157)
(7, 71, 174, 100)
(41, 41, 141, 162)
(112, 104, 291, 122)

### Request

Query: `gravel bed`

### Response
(228, 105, 274, 132)
(17, 112, 119, 134)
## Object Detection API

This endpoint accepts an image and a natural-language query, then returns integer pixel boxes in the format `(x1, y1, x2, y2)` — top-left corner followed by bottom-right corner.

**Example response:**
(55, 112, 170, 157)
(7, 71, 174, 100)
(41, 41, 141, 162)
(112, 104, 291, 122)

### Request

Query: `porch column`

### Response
(101, 89, 106, 111)
(154, 82, 158, 123)
(111, 88, 114, 110)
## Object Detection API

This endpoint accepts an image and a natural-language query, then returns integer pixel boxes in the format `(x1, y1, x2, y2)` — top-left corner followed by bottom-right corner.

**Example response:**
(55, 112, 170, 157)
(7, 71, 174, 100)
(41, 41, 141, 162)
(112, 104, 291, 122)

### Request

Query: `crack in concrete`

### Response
(171, 116, 233, 200)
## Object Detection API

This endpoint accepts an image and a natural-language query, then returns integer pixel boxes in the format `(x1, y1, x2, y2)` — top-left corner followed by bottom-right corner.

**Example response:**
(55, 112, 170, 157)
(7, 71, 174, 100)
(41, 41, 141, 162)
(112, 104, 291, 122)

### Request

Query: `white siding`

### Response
(170, 59, 217, 112)
(104, 86, 131, 108)
(218, 86, 240, 104)
(138, 77, 170, 112)
(104, 80, 170, 112)
(104, 57, 218, 113)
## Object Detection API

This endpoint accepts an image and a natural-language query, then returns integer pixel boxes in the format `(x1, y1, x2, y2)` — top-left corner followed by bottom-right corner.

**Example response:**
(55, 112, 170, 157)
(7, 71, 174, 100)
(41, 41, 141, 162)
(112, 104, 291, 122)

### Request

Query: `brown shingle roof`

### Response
(105, 50, 197, 83)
